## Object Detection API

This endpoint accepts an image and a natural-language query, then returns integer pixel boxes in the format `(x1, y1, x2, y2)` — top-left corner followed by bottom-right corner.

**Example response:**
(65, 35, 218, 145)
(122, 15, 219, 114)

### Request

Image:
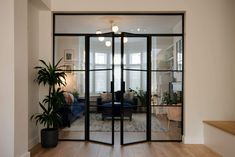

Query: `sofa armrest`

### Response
(97, 97, 102, 106)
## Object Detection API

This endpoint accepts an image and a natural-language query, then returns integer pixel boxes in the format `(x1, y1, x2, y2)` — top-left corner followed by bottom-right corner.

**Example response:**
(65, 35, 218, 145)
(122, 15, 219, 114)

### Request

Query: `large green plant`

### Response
(131, 88, 147, 106)
(31, 59, 66, 129)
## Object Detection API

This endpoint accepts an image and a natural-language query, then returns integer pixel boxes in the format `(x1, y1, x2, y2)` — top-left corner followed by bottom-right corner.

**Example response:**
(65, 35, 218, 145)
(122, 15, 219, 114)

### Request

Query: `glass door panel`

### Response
(151, 71, 182, 140)
(151, 37, 183, 71)
(88, 33, 114, 145)
(151, 36, 183, 141)
(121, 33, 149, 145)
(54, 36, 86, 140)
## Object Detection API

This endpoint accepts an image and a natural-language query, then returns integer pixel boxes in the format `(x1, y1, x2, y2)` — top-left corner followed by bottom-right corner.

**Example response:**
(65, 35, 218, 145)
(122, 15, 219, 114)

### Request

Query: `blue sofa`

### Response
(60, 98, 85, 127)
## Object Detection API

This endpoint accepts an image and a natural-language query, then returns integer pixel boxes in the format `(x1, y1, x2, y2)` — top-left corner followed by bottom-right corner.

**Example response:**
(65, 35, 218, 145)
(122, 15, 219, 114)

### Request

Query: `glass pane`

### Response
(89, 70, 113, 144)
(55, 36, 85, 70)
(151, 72, 182, 140)
(59, 71, 85, 140)
(55, 15, 182, 34)
(90, 37, 112, 70)
(124, 70, 147, 91)
(123, 70, 147, 143)
(124, 37, 147, 70)
(151, 37, 183, 70)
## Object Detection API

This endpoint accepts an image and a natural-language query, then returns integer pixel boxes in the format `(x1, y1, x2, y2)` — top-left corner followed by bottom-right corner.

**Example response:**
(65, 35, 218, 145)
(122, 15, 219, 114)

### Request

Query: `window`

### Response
(176, 39, 183, 70)
(130, 53, 141, 64)
(95, 53, 107, 64)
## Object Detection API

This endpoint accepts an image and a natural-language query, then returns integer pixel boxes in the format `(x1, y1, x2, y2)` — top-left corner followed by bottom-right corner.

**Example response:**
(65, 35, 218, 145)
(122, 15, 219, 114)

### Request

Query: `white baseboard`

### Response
(28, 135, 39, 149)
(183, 136, 204, 144)
(20, 152, 30, 157)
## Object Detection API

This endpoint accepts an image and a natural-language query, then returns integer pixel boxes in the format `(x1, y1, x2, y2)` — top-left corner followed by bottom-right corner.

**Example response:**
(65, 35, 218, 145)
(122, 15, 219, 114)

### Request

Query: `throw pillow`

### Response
(100, 92, 112, 102)
(124, 91, 134, 101)
(64, 92, 74, 105)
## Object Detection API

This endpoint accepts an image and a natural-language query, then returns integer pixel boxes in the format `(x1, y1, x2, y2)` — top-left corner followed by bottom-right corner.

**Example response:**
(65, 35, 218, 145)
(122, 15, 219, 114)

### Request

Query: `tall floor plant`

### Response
(31, 58, 66, 148)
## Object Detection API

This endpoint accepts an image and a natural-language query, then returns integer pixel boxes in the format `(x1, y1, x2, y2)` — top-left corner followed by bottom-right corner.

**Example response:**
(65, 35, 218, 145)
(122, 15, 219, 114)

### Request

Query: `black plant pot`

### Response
(41, 128, 59, 148)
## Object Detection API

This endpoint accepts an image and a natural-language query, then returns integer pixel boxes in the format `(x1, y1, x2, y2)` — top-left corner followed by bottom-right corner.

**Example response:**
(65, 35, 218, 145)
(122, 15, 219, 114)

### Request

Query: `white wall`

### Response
(48, 0, 235, 144)
(28, 0, 40, 149)
(204, 124, 235, 157)
(28, 0, 52, 148)
(0, 0, 30, 156)
(14, 0, 29, 156)
(41, 0, 51, 9)
(0, 0, 15, 156)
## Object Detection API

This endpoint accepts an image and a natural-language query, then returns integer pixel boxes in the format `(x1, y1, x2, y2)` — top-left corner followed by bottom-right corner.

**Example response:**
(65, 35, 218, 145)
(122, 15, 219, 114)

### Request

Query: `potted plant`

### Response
(130, 88, 147, 112)
(161, 92, 171, 105)
(31, 58, 66, 148)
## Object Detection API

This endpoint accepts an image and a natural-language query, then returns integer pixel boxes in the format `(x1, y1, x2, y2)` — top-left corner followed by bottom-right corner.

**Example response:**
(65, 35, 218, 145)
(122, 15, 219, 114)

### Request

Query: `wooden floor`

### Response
(31, 142, 221, 157)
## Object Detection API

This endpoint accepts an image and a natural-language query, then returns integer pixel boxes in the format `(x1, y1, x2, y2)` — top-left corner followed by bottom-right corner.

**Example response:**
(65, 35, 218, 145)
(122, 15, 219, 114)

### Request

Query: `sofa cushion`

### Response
(124, 91, 134, 102)
(100, 92, 112, 102)
(64, 92, 74, 105)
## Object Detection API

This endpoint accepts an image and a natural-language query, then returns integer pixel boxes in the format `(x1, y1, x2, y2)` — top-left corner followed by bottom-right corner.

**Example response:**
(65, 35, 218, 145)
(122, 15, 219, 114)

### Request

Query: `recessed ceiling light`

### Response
(137, 28, 140, 32)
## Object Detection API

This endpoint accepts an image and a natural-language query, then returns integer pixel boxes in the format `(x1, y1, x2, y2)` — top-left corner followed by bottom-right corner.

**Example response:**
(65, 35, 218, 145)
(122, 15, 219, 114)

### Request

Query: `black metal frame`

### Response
(53, 13, 184, 144)
(120, 32, 149, 145)
(87, 32, 115, 145)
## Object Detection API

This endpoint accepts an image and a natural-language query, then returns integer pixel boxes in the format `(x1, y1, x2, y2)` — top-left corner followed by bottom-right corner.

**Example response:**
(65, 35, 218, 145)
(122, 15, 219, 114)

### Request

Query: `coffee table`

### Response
(100, 102, 133, 120)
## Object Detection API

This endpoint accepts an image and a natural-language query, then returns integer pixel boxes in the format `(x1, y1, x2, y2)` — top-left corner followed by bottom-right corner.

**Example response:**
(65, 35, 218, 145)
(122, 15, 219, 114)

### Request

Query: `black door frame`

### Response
(86, 32, 115, 145)
(53, 13, 184, 144)
(120, 32, 151, 145)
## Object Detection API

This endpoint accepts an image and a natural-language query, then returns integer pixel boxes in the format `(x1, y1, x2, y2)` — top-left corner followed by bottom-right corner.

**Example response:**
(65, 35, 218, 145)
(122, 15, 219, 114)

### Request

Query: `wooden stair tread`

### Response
(203, 121, 235, 136)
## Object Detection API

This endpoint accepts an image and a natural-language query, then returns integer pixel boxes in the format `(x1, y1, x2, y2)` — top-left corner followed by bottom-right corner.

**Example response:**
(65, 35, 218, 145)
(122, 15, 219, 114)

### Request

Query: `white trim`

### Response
(183, 136, 204, 144)
(28, 135, 39, 149)
(20, 152, 30, 157)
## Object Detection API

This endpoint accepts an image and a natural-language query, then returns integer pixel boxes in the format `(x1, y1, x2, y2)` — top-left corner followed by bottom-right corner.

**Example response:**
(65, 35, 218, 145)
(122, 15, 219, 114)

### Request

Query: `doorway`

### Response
(54, 13, 184, 145)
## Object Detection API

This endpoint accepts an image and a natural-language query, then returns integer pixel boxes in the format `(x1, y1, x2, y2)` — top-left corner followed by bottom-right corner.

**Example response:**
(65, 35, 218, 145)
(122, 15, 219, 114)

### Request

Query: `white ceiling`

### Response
(55, 15, 182, 34)
(55, 15, 182, 54)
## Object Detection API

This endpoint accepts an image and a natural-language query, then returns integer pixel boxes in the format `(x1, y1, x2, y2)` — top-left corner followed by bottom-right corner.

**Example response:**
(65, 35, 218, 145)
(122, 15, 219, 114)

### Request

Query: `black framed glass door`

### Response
(120, 32, 151, 145)
(54, 13, 184, 144)
(86, 32, 115, 145)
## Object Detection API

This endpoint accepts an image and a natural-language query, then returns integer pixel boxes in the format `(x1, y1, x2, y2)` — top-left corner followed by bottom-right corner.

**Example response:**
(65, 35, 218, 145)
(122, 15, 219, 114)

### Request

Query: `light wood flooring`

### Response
(30, 141, 221, 157)
(59, 114, 181, 141)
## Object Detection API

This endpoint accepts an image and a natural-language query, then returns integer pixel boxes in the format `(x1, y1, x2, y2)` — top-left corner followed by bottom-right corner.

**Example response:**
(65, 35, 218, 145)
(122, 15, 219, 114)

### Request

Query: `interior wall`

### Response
(0, 0, 15, 156)
(28, 0, 40, 149)
(48, 0, 235, 144)
(28, 0, 52, 149)
(14, 0, 29, 156)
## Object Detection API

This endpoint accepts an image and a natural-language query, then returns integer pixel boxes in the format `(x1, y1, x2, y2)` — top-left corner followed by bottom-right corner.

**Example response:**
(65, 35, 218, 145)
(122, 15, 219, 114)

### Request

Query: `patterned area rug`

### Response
(63, 113, 168, 132)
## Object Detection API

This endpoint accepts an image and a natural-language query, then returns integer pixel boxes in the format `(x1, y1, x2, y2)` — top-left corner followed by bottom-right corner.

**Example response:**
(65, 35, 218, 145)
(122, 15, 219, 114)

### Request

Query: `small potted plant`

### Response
(31, 58, 66, 148)
(161, 92, 171, 105)
(130, 88, 147, 112)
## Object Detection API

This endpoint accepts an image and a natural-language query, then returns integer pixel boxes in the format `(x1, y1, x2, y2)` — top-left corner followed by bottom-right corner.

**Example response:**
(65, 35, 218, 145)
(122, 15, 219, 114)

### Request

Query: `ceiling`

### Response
(55, 15, 182, 34)
(55, 15, 182, 55)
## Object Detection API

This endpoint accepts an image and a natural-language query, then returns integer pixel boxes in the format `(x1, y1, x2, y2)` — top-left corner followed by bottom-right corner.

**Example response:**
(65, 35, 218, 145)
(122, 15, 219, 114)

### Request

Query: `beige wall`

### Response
(14, 0, 29, 156)
(28, 0, 52, 148)
(0, 0, 30, 156)
(28, 0, 40, 149)
(0, 0, 15, 156)
(48, 0, 235, 143)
